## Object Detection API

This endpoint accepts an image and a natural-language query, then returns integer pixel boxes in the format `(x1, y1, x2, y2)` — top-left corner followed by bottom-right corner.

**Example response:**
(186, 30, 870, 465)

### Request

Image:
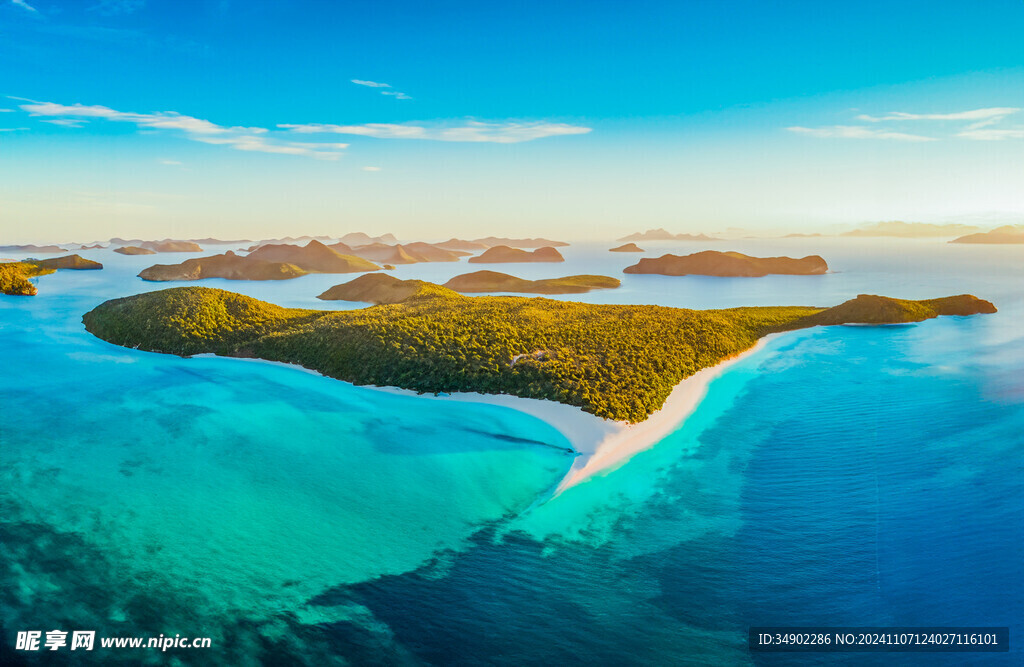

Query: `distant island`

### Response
(114, 246, 157, 256)
(472, 237, 569, 248)
(0, 244, 67, 253)
(82, 285, 994, 423)
(318, 274, 454, 304)
(244, 235, 334, 250)
(110, 238, 210, 250)
(842, 221, 981, 238)
(610, 243, 644, 252)
(443, 270, 620, 294)
(332, 241, 467, 264)
(139, 251, 307, 281)
(139, 241, 380, 281)
(79, 244, 106, 249)
(245, 240, 380, 273)
(949, 225, 1024, 244)
(187, 237, 253, 245)
(469, 246, 565, 263)
(624, 250, 828, 277)
(436, 238, 491, 251)
(139, 240, 203, 253)
(339, 232, 399, 246)
(618, 229, 719, 242)
(0, 254, 102, 295)
(28, 254, 103, 270)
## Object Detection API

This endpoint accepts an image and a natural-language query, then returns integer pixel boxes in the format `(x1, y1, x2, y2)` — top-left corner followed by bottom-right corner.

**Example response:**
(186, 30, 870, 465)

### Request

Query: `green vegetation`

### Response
(0, 262, 55, 295)
(443, 270, 620, 294)
(318, 273, 462, 304)
(782, 293, 997, 327)
(83, 286, 995, 423)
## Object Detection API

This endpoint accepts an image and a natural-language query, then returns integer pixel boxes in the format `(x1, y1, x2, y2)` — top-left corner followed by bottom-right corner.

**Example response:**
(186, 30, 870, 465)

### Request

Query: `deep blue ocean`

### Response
(1, 238, 1021, 665)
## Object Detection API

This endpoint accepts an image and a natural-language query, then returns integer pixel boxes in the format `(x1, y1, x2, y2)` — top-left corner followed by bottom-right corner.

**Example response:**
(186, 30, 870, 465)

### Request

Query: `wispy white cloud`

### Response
(790, 106, 1024, 143)
(41, 118, 88, 127)
(0, 108, 15, 112)
(159, 159, 182, 165)
(361, 166, 382, 172)
(856, 107, 1020, 123)
(11, 0, 38, 13)
(190, 134, 349, 157)
(957, 128, 1024, 141)
(0, 127, 29, 132)
(352, 79, 413, 100)
(13, 97, 591, 159)
(786, 125, 936, 142)
(280, 120, 593, 143)
(17, 99, 350, 159)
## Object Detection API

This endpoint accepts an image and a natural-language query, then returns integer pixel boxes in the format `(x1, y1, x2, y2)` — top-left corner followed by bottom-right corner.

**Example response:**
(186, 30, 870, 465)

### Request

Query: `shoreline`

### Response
(194, 334, 783, 492)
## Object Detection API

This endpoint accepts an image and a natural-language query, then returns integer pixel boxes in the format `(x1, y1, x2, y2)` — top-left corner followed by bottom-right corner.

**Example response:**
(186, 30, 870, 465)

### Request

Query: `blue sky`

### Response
(2, 0, 1023, 242)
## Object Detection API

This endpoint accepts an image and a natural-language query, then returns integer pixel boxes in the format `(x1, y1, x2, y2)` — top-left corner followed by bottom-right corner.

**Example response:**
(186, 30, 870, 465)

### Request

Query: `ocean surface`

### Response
(0, 238, 1021, 665)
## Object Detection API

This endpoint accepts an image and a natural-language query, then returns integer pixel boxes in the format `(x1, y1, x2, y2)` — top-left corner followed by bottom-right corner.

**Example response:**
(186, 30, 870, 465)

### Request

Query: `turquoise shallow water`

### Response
(1, 239, 1022, 664)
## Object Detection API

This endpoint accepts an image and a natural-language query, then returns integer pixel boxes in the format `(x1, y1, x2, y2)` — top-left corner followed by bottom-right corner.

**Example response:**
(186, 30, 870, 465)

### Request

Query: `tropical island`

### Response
(0, 254, 102, 295)
(443, 270, 620, 294)
(82, 284, 993, 423)
(624, 250, 828, 277)
(469, 246, 565, 263)
(318, 274, 454, 304)
(0, 262, 54, 295)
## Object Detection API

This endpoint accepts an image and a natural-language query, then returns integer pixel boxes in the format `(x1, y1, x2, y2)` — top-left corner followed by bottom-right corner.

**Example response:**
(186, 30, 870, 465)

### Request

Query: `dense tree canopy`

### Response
(83, 287, 994, 422)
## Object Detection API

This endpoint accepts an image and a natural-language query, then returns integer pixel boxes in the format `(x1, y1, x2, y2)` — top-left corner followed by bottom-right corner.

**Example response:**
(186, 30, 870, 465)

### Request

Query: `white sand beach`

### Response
(423, 335, 780, 493)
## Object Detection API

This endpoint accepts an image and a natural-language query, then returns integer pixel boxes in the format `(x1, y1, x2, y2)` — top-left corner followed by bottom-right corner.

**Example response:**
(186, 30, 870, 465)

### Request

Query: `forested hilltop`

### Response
(83, 286, 994, 423)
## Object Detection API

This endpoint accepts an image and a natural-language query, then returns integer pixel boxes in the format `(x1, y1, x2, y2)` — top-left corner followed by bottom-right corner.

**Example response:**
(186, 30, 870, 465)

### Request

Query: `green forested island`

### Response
(0, 262, 55, 295)
(318, 274, 456, 304)
(82, 283, 995, 422)
(443, 271, 620, 294)
(0, 255, 104, 295)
